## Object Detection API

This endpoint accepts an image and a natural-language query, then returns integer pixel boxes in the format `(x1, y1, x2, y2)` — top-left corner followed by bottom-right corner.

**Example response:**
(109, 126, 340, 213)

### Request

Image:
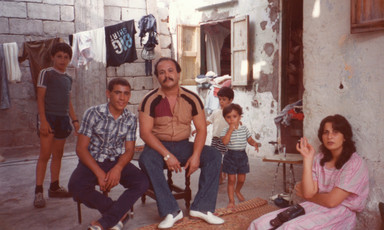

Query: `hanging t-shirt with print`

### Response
(105, 20, 137, 67)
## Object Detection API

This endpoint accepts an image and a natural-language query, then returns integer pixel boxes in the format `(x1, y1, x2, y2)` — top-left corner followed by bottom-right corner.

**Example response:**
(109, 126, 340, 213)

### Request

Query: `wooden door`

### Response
(281, 0, 303, 153)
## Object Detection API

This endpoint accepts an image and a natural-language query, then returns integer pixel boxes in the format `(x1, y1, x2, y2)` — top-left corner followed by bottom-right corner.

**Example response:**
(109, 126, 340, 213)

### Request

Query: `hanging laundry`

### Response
(3, 42, 22, 82)
(0, 44, 11, 109)
(70, 30, 94, 68)
(18, 38, 61, 94)
(138, 14, 157, 46)
(105, 20, 137, 67)
(70, 27, 106, 68)
(90, 27, 106, 65)
(138, 14, 158, 76)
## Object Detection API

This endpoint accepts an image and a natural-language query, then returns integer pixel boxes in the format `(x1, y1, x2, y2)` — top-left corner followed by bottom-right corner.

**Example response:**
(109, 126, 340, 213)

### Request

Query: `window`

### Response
(351, 0, 384, 33)
(177, 15, 249, 86)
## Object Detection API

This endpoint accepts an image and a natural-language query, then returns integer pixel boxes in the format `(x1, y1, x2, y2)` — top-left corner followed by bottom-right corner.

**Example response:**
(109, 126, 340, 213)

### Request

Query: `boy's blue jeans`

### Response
(139, 140, 222, 217)
(68, 160, 149, 229)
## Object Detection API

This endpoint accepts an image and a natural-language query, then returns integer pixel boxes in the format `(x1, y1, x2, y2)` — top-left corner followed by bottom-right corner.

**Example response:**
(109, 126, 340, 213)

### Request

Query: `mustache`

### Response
(162, 77, 174, 83)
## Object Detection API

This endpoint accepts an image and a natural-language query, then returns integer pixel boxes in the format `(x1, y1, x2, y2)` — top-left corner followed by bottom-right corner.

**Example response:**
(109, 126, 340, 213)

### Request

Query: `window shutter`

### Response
(177, 25, 201, 85)
(231, 15, 250, 86)
(351, 0, 384, 33)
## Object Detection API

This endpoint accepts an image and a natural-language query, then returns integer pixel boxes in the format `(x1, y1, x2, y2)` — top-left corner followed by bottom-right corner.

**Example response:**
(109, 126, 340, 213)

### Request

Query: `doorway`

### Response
(200, 20, 231, 76)
(280, 0, 304, 153)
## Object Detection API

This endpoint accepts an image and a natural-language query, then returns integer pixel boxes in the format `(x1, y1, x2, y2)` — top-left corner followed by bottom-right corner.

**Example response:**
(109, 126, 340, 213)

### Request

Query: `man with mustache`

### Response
(138, 57, 225, 229)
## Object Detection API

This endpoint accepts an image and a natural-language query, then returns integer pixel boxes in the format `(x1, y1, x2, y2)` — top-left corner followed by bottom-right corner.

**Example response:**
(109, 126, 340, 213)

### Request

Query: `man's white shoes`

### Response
(189, 210, 225, 225)
(158, 211, 183, 229)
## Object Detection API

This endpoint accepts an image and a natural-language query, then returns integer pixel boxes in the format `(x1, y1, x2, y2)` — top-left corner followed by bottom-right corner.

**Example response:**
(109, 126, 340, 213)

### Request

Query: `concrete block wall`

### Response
(104, 0, 156, 115)
(0, 0, 76, 156)
(0, 0, 173, 157)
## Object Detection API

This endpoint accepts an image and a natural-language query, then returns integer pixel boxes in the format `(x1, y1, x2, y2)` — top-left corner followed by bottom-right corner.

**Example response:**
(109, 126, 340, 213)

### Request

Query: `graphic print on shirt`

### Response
(111, 27, 132, 54)
(105, 20, 137, 67)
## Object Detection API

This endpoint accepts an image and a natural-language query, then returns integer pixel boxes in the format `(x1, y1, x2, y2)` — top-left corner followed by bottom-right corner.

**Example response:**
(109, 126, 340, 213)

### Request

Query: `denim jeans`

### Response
(139, 140, 222, 217)
(68, 160, 149, 229)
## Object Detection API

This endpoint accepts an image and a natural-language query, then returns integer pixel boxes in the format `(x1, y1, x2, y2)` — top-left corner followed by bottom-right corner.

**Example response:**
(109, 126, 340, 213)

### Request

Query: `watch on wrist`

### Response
(164, 154, 170, 161)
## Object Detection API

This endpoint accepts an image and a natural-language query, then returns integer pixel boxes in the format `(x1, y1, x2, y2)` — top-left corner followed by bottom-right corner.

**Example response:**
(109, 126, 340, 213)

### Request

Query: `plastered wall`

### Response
(303, 0, 384, 228)
(167, 0, 281, 158)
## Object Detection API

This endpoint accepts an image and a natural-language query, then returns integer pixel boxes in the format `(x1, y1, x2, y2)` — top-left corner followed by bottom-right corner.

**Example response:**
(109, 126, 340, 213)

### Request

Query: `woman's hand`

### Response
(296, 137, 315, 159)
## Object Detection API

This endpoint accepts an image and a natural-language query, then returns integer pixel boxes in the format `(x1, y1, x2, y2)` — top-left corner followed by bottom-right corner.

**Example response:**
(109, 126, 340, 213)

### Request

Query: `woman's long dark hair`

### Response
(317, 114, 356, 169)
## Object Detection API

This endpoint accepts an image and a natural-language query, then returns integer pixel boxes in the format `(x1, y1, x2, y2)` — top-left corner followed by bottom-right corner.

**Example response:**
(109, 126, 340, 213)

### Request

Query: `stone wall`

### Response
(0, 0, 172, 157)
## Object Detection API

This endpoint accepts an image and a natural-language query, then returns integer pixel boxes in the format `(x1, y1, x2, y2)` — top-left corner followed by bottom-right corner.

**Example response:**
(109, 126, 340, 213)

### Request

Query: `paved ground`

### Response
(0, 149, 303, 230)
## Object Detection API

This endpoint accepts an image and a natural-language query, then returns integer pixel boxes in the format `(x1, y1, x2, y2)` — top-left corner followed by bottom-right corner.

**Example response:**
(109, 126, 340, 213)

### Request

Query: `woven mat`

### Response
(137, 197, 279, 230)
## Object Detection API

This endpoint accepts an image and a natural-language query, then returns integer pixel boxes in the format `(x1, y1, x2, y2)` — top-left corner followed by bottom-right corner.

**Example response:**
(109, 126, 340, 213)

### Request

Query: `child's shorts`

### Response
(222, 150, 249, 174)
(37, 113, 72, 139)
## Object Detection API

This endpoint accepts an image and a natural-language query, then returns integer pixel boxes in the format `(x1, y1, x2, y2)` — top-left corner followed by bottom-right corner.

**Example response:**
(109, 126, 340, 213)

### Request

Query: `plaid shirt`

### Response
(78, 103, 137, 162)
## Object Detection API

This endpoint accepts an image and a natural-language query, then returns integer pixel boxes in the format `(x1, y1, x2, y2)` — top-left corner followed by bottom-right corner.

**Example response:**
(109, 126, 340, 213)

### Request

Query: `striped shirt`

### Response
(220, 125, 251, 151)
(37, 67, 72, 116)
(78, 103, 137, 162)
(139, 87, 204, 141)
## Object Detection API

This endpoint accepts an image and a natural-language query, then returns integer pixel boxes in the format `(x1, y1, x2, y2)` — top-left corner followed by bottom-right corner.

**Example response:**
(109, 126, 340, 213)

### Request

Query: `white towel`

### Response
(89, 27, 106, 66)
(3, 42, 22, 82)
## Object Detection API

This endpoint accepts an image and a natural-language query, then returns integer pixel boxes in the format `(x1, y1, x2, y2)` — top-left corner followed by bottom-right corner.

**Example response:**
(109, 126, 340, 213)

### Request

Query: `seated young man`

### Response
(68, 78, 149, 230)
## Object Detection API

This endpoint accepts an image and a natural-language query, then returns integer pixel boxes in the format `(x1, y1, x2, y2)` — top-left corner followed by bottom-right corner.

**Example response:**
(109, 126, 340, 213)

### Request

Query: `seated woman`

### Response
(248, 114, 369, 230)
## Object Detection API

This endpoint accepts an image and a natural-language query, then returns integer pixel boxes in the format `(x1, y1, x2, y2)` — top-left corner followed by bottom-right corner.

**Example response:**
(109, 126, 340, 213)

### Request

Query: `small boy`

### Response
(221, 103, 259, 208)
(34, 42, 80, 208)
(192, 86, 234, 184)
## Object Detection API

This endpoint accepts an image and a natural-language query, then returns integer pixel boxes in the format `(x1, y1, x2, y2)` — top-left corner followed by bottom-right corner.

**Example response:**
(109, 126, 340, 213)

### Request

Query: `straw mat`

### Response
(137, 197, 279, 230)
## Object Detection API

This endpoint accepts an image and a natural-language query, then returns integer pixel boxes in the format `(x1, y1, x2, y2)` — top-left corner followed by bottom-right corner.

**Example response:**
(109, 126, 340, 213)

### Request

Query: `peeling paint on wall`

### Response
(267, 0, 280, 33)
(263, 43, 274, 56)
(258, 51, 279, 101)
(260, 21, 267, 30)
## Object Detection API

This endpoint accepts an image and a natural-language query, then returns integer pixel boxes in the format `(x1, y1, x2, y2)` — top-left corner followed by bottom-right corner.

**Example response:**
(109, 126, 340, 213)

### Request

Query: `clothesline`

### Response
(1, 19, 140, 84)
(0, 19, 143, 109)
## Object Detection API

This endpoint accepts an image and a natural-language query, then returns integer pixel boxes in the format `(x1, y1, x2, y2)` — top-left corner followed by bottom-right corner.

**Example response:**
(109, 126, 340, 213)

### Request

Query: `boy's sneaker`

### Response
(48, 186, 71, 198)
(34, 192, 46, 208)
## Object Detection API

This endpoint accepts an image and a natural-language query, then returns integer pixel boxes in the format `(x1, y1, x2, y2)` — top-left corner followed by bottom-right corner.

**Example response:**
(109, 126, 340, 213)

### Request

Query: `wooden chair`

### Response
(76, 190, 134, 224)
(141, 167, 191, 209)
